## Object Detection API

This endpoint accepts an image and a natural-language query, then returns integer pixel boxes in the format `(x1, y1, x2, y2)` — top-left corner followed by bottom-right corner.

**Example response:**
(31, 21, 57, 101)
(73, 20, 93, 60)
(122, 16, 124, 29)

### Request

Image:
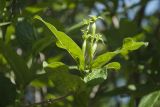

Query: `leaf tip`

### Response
(34, 15, 42, 21)
(105, 62, 121, 71)
(144, 42, 149, 47)
(43, 61, 48, 68)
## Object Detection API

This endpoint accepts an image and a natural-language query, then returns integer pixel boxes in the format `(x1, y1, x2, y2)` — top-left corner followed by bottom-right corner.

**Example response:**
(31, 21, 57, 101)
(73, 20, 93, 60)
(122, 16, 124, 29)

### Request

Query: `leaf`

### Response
(121, 37, 148, 55)
(5, 25, 15, 44)
(39, 61, 85, 94)
(138, 90, 160, 107)
(32, 36, 54, 55)
(25, 6, 43, 13)
(105, 62, 121, 70)
(84, 69, 107, 86)
(47, 54, 63, 63)
(0, 22, 11, 27)
(33, 61, 69, 88)
(15, 20, 37, 52)
(92, 50, 120, 68)
(66, 21, 84, 33)
(35, 15, 84, 70)
(0, 42, 31, 86)
(43, 61, 67, 69)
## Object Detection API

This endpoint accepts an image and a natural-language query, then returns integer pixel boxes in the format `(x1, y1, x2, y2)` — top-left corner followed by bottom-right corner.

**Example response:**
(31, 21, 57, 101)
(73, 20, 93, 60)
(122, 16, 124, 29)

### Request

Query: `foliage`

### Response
(138, 90, 160, 107)
(35, 15, 147, 87)
(0, 0, 159, 107)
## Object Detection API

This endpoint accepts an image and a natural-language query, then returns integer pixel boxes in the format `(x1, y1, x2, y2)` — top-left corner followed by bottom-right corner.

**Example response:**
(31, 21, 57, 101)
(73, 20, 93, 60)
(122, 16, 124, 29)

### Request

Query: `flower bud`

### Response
(82, 40, 87, 56)
(92, 23, 96, 36)
(92, 42, 97, 57)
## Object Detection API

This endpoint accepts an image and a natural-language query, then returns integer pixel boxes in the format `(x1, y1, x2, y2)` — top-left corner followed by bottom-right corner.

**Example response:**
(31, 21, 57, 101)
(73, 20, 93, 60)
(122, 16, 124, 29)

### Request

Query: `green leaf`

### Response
(35, 15, 84, 70)
(25, 6, 43, 13)
(66, 21, 84, 33)
(0, 22, 11, 27)
(43, 61, 67, 69)
(0, 42, 31, 86)
(32, 36, 54, 55)
(39, 61, 85, 94)
(138, 90, 160, 107)
(92, 50, 120, 68)
(121, 37, 148, 55)
(5, 25, 15, 44)
(84, 69, 107, 86)
(15, 20, 37, 52)
(47, 54, 63, 63)
(52, 70, 85, 94)
(105, 62, 121, 70)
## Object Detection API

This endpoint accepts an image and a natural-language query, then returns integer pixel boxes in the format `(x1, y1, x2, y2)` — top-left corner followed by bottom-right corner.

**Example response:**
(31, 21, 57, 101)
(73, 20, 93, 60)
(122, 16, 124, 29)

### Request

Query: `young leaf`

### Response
(84, 69, 107, 86)
(5, 25, 15, 44)
(92, 50, 120, 68)
(138, 90, 160, 107)
(43, 61, 67, 69)
(34, 15, 84, 70)
(105, 62, 121, 70)
(121, 37, 148, 55)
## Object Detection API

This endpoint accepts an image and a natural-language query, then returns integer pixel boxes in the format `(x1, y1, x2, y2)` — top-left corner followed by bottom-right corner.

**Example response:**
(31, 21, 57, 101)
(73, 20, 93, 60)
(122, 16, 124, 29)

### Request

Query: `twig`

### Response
(25, 93, 72, 107)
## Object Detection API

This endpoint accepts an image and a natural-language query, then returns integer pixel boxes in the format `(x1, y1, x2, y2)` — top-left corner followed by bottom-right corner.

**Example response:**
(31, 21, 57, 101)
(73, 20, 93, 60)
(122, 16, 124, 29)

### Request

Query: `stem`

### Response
(92, 23, 96, 36)
(89, 41, 93, 71)
(89, 23, 96, 71)
(24, 93, 72, 107)
(66, 22, 84, 33)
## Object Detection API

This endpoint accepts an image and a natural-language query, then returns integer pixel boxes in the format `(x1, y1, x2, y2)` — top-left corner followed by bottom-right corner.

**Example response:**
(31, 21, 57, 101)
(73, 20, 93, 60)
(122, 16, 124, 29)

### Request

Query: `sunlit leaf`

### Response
(84, 69, 107, 86)
(47, 54, 63, 63)
(35, 15, 85, 70)
(92, 50, 120, 68)
(43, 61, 67, 69)
(5, 25, 15, 44)
(66, 21, 84, 33)
(121, 37, 148, 55)
(25, 6, 43, 13)
(105, 62, 121, 70)
(138, 90, 160, 107)
(0, 22, 11, 27)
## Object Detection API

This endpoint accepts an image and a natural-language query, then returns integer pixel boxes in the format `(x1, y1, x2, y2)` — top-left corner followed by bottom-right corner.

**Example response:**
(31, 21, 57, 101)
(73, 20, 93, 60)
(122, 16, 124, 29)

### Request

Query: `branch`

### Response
(25, 93, 72, 107)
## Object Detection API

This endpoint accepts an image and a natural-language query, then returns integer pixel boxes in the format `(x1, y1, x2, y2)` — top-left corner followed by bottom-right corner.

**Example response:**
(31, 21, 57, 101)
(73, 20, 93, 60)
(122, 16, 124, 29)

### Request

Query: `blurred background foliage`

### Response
(0, 0, 160, 107)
